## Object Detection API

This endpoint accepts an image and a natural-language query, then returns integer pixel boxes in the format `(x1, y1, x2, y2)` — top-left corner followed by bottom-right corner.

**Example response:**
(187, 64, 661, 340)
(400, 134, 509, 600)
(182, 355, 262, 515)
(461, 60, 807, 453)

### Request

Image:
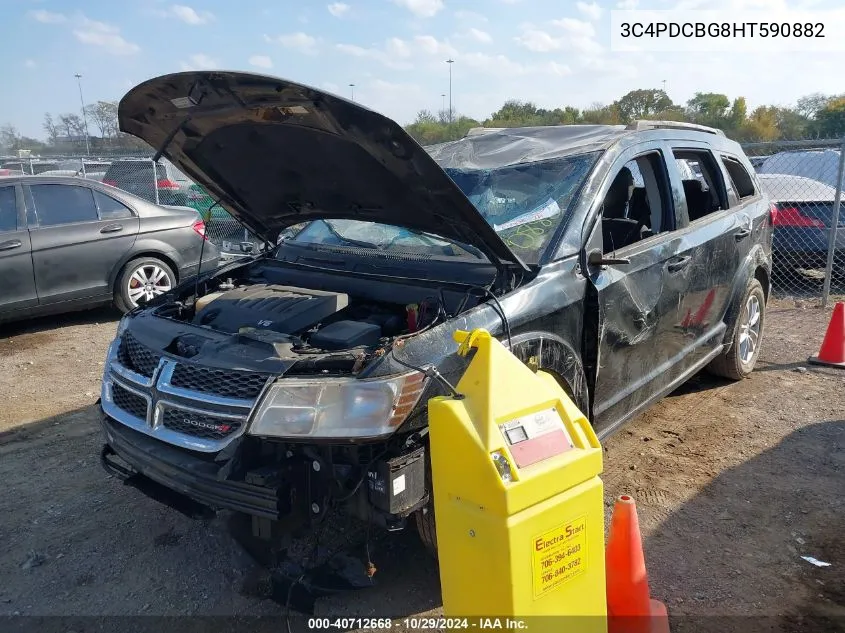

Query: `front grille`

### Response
(161, 408, 242, 440)
(170, 364, 269, 399)
(117, 332, 161, 377)
(112, 383, 148, 420)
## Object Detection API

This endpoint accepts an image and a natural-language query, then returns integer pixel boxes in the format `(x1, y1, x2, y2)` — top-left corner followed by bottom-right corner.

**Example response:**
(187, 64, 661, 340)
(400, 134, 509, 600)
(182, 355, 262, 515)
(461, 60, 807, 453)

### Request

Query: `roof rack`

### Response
(626, 120, 725, 136)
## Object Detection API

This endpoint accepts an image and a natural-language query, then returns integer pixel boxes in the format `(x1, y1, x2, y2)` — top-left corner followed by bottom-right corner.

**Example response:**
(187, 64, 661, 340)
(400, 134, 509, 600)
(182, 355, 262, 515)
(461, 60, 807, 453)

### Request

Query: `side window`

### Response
(600, 152, 673, 253)
(672, 149, 728, 223)
(721, 156, 757, 200)
(30, 184, 99, 227)
(94, 190, 133, 219)
(0, 186, 17, 232)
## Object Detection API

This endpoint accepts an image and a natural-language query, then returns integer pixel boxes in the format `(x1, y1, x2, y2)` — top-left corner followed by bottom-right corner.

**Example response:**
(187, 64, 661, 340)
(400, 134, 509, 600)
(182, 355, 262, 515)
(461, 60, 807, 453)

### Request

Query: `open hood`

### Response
(117, 71, 529, 274)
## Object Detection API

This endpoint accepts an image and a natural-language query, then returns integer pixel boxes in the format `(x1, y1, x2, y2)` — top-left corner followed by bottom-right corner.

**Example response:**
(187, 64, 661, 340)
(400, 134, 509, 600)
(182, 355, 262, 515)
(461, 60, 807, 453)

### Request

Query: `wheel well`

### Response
(114, 252, 180, 294)
(754, 266, 770, 301)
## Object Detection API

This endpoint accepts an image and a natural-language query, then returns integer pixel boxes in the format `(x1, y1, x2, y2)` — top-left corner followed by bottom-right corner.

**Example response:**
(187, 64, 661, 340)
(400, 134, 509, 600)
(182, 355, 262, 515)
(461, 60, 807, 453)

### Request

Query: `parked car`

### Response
(759, 149, 844, 190)
(0, 174, 220, 324)
(758, 173, 843, 273)
(99, 71, 773, 557)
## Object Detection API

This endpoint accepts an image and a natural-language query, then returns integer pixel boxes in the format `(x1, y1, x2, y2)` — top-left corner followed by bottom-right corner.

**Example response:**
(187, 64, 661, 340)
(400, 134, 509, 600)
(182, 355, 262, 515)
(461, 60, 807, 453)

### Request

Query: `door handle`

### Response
(667, 255, 692, 273)
(0, 239, 22, 251)
(100, 224, 124, 234)
(734, 227, 752, 240)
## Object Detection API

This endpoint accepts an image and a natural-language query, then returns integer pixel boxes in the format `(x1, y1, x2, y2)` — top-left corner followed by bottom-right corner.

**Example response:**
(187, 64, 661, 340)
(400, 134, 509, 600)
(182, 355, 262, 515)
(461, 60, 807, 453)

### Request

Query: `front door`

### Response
(585, 146, 697, 434)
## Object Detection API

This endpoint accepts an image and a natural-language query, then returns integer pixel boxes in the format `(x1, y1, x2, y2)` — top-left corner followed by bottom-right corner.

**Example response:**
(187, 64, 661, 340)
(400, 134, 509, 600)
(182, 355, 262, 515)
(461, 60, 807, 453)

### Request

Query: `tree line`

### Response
(404, 89, 845, 146)
(2, 89, 844, 156)
(0, 101, 149, 156)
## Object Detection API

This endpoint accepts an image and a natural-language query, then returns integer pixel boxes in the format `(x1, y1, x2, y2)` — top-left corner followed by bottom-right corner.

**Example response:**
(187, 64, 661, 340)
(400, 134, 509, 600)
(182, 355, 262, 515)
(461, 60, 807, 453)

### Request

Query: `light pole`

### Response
(441, 93, 445, 115)
(74, 73, 91, 156)
(349, 83, 355, 101)
(446, 58, 454, 125)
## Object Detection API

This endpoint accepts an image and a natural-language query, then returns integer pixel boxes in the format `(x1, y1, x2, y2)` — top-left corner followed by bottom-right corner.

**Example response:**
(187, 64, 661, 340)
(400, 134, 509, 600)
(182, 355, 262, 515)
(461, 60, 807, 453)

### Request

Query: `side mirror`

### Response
(587, 249, 630, 268)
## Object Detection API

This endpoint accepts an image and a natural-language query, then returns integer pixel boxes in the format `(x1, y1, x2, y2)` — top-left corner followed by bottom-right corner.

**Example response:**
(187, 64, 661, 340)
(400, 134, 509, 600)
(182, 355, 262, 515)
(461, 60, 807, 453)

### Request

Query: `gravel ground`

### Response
(0, 299, 842, 632)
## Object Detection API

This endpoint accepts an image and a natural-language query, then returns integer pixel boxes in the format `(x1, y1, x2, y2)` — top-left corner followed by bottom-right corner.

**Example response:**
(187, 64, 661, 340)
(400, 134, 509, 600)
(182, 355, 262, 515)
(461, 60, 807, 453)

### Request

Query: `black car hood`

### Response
(117, 71, 529, 273)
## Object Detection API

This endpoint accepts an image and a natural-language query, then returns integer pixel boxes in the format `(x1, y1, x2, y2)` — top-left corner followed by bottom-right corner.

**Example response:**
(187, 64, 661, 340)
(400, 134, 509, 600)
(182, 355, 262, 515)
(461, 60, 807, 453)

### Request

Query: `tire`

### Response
(707, 278, 766, 380)
(114, 257, 176, 313)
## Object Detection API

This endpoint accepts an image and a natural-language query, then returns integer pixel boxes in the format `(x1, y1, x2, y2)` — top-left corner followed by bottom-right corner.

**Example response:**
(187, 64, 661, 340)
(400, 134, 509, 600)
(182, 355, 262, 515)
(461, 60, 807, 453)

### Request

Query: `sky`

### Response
(1, 0, 843, 140)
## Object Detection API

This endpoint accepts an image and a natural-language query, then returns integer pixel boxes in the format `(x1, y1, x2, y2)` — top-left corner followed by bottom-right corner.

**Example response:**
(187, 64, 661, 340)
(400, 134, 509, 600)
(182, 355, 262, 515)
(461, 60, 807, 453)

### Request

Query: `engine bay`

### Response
(145, 258, 484, 374)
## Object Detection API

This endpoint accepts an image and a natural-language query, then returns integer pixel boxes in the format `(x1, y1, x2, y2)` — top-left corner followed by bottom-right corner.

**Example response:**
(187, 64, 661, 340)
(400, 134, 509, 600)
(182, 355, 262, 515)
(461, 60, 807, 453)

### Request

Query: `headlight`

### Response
(249, 370, 429, 439)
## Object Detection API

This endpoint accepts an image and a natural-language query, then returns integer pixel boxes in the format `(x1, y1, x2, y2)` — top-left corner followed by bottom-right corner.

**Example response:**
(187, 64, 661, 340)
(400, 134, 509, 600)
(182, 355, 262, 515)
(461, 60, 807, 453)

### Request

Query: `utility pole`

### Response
(662, 79, 667, 94)
(446, 58, 454, 125)
(349, 83, 355, 101)
(74, 73, 91, 156)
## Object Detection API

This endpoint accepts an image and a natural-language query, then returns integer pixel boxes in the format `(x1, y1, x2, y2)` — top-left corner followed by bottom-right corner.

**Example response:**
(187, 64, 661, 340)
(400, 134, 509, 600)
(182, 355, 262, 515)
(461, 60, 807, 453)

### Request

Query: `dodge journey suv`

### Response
(99, 71, 773, 555)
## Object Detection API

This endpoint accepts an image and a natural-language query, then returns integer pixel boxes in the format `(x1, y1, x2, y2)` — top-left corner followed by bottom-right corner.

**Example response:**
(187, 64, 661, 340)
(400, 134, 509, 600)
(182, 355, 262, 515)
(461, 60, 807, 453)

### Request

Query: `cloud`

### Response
(169, 5, 215, 25)
(334, 39, 414, 70)
(551, 17, 597, 39)
(414, 34, 457, 56)
(576, 1, 603, 19)
(459, 52, 573, 78)
(453, 10, 488, 22)
(29, 9, 66, 23)
(180, 53, 218, 71)
(616, 0, 638, 7)
(73, 17, 140, 55)
(248, 55, 273, 69)
(465, 28, 492, 43)
(265, 32, 319, 54)
(516, 18, 601, 55)
(327, 2, 350, 18)
(391, 0, 444, 18)
(24, 59, 37, 69)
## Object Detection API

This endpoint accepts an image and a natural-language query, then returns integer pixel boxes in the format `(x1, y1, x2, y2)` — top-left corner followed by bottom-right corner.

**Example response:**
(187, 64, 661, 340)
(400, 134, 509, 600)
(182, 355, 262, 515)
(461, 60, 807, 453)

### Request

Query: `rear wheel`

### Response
(114, 257, 176, 313)
(707, 278, 765, 380)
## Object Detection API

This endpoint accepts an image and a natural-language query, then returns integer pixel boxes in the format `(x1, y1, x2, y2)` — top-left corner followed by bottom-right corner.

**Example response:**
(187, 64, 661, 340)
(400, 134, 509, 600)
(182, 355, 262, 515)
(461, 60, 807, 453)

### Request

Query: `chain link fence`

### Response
(741, 137, 845, 306)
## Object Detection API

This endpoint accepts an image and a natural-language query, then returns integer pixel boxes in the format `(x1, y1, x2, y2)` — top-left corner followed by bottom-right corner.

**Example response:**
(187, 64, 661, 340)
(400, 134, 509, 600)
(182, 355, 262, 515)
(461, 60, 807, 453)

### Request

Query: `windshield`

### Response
(281, 219, 485, 260)
(281, 151, 598, 265)
(444, 151, 599, 263)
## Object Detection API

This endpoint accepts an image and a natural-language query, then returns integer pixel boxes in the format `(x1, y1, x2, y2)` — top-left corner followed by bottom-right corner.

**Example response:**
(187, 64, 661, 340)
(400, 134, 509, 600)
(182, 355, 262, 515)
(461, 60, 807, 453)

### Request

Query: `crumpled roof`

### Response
(424, 124, 628, 170)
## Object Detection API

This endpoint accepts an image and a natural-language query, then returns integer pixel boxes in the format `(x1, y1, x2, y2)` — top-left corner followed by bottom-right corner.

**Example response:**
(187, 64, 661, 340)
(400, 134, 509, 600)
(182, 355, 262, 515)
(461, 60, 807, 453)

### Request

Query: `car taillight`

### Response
(102, 179, 117, 187)
(156, 179, 180, 191)
(770, 206, 825, 228)
(192, 219, 209, 241)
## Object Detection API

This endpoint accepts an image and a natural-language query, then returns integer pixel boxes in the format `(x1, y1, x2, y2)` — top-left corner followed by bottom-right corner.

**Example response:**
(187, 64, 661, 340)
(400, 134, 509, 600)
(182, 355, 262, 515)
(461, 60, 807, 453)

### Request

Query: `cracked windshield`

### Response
(287, 151, 599, 264)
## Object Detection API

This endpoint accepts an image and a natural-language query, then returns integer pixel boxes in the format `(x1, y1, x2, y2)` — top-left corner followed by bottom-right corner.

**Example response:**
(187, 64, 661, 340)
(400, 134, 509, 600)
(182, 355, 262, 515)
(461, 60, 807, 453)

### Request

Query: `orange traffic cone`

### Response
(809, 301, 845, 368)
(606, 495, 670, 633)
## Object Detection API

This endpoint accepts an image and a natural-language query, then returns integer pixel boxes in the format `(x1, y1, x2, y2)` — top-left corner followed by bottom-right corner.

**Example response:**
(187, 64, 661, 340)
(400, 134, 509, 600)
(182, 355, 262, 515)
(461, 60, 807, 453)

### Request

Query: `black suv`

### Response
(100, 71, 773, 554)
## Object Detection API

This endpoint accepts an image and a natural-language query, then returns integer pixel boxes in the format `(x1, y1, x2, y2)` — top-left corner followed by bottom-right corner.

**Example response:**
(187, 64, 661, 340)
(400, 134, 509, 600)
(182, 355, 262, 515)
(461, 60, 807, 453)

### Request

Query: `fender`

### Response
(107, 238, 187, 290)
(508, 331, 590, 419)
(720, 243, 771, 352)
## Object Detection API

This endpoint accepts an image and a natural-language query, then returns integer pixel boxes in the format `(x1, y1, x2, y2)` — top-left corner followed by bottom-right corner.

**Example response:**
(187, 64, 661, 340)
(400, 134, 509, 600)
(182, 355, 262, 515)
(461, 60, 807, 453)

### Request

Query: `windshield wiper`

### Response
(322, 220, 382, 250)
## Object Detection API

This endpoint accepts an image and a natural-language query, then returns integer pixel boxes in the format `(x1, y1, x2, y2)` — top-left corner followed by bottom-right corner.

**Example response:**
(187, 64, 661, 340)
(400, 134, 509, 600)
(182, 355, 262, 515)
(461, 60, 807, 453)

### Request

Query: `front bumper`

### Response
(100, 409, 284, 520)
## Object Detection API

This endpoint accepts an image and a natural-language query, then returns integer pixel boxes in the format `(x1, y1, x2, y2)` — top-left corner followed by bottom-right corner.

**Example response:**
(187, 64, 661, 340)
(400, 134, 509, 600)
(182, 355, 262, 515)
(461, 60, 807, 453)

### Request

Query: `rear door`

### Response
(0, 182, 37, 312)
(666, 145, 756, 375)
(26, 182, 139, 304)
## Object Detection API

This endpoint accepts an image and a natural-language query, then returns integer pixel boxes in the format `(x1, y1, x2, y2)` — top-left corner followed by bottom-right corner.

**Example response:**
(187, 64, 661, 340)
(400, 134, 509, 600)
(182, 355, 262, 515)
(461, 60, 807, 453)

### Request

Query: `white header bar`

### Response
(610, 9, 845, 52)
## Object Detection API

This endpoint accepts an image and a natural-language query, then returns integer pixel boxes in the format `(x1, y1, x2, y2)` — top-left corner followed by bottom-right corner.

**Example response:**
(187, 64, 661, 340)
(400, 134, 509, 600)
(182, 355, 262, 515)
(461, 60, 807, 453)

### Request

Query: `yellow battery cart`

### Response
(428, 329, 607, 632)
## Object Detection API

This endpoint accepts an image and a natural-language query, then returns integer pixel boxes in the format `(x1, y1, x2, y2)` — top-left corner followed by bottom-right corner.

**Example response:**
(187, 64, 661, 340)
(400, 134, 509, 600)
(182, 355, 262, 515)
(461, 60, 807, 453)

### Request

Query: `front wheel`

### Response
(114, 257, 176, 313)
(707, 278, 766, 380)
